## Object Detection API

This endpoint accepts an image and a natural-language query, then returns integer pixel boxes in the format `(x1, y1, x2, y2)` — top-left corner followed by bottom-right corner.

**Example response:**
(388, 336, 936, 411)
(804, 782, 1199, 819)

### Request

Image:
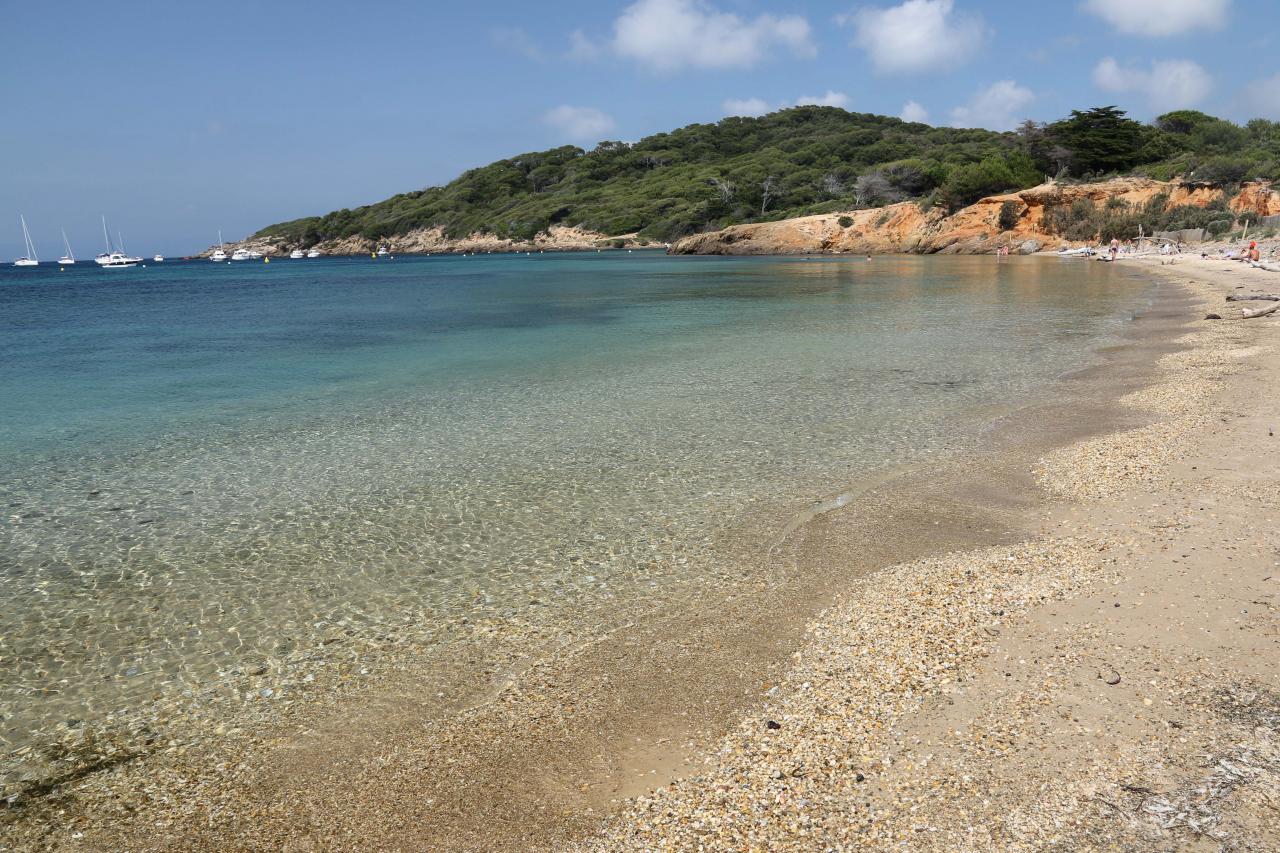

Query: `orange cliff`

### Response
(671, 178, 1280, 257)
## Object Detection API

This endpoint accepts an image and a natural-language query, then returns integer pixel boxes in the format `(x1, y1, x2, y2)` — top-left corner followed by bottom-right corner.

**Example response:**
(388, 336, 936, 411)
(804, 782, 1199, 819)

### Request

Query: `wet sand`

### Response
(4, 258, 1262, 851)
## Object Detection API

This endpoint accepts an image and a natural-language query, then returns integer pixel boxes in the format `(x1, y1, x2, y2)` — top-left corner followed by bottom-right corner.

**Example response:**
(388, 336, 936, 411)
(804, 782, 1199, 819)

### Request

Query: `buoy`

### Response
(264, 257, 270, 263)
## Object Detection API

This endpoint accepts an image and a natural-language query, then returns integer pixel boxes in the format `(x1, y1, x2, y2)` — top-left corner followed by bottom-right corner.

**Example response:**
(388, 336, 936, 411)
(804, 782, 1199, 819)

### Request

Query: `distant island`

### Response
(231, 106, 1280, 257)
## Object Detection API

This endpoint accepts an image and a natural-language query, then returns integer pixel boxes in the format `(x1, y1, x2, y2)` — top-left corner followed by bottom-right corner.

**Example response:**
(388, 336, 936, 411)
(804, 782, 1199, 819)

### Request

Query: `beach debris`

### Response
(1240, 302, 1280, 320)
(1205, 313, 1223, 320)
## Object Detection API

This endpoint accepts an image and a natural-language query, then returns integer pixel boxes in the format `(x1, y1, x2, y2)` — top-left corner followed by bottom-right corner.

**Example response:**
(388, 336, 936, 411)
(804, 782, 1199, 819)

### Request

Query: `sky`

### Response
(3, 0, 1278, 257)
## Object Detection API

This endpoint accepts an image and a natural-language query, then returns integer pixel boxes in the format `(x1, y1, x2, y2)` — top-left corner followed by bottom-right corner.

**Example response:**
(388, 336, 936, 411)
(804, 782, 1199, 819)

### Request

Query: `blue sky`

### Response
(3, 0, 1277, 256)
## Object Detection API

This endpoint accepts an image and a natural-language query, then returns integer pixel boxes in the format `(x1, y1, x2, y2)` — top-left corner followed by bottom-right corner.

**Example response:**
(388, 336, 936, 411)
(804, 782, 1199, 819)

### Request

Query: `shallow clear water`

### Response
(0, 252, 1144, 761)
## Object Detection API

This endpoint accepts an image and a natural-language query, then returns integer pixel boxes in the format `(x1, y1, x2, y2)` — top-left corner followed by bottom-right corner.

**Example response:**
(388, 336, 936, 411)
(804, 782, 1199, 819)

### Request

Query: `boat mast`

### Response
(21, 215, 37, 261)
(62, 227, 74, 261)
(101, 215, 112, 254)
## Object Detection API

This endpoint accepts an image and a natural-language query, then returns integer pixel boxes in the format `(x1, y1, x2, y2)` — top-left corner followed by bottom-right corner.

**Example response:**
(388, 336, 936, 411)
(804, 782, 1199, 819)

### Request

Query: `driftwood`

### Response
(1241, 302, 1280, 319)
(1226, 294, 1280, 301)
(1251, 261, 1280, 273)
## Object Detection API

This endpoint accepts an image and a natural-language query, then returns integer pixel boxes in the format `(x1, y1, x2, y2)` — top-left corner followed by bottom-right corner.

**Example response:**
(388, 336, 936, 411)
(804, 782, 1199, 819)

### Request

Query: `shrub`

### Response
(838, 216, 854, 228)
(1191, 155, 1252, 185)
(1206, 219, 1233, 236)
(997, 201, 1020, 231)
(939, 150, 1040, 210)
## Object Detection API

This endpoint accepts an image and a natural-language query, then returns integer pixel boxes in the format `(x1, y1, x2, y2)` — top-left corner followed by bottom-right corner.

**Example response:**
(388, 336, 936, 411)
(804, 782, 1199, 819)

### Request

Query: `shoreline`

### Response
(584, 255, 1280, 850)
(1, 261, 1207, 850)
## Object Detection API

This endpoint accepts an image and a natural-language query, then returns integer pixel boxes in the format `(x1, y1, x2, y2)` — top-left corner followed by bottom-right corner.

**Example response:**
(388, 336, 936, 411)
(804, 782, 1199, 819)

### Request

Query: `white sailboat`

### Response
(14, 215, 39, 266)
(116, 232, 143, 264)
(59, 228, 76, 265)
(211, 230, 227, 262)
(95, 216, 135, 267)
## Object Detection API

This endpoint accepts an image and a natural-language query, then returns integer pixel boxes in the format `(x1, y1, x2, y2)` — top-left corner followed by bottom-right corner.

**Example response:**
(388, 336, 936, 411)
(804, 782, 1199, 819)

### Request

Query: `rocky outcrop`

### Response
(672, 178, 1279, 256)
(200, 226, 656, 259)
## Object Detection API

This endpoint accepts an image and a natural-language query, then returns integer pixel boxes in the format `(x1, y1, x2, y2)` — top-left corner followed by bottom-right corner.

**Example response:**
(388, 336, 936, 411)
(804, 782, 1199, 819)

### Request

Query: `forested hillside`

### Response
(254, 106, 1280, 246)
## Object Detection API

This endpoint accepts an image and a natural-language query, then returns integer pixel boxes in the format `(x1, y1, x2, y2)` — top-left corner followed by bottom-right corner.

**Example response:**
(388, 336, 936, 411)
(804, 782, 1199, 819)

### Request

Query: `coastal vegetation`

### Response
(255, 106, 1280, 246)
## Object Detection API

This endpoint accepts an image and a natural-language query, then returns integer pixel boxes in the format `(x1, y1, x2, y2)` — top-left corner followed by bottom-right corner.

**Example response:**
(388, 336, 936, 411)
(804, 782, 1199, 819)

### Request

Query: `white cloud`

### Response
(567, 29, 603, 61)
(1242, 73, 1280, 118)
(949, 80, 1035, 131)
(723, 97, 772, 117)
(845, 0, 987, 74)
(491, 27, 543, 61)
(1081, 0, 1229, 37)
(612, 0, 815, 72)
(795, 90, 850, 108)
(900, 100, 929, 123)
(543, 105, 617, 142)
(1092, 58, 1212, 111)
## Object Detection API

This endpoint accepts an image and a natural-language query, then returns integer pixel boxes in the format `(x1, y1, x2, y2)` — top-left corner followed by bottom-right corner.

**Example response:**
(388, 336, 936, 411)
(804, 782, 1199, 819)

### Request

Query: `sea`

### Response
(0, 251, 1148, 781)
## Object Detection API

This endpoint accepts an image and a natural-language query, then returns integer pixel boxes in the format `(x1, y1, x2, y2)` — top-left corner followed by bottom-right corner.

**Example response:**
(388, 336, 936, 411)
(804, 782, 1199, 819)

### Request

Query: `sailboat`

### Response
(211, 230, 228, 262)
(95, 217, 137, 268)
(59, 228, 75, 264)
(117, 232, 143, 264)
(14, 215, 39, 266)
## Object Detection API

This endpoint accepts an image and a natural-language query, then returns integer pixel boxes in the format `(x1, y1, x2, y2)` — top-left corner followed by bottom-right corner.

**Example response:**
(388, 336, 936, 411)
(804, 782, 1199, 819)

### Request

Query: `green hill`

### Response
(253, 106, 1280, 247)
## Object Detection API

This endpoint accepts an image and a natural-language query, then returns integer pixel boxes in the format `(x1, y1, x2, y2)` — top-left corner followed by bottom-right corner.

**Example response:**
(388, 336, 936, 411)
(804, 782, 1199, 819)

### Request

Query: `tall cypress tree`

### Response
(1047, 106, 1147, 175)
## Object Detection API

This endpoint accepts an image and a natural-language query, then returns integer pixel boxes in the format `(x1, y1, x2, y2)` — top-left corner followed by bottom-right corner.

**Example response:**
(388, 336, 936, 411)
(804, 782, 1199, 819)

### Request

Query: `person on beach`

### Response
(1109, 237, 1119, 261)
(1249, 241, 1261, 262)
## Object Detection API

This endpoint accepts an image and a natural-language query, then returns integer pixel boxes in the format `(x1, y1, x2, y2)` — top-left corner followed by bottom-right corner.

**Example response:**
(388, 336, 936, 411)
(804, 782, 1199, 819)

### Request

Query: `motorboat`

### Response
(99, 252, 137, 269)
(306, 249, 321, 258)
(231, 248, 252, 261)
(376, 245, 390, 257)
(153, 254, 164, 262)
(14, 215, 39, 266)
(290, 249, 305, 259)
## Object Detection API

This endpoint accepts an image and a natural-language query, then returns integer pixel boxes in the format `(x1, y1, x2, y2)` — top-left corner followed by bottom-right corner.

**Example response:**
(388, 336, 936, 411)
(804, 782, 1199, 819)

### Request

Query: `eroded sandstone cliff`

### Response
(672, 178, 1280, 256)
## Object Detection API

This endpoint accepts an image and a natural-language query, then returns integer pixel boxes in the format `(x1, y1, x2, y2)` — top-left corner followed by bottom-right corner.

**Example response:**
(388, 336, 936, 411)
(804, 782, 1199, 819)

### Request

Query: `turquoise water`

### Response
(0, 252, 1144, 772)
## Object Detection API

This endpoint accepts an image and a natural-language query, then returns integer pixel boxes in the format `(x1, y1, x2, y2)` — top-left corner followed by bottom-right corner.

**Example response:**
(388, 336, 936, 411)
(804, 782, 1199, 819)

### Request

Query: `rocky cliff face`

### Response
(672, 178, 1280, 256)
(200, 225, 655, 258)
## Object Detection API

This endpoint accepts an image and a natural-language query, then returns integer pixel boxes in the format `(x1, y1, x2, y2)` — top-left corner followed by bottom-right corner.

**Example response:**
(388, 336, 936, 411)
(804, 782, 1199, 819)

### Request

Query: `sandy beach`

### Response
(4, 254, 1279, 851)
